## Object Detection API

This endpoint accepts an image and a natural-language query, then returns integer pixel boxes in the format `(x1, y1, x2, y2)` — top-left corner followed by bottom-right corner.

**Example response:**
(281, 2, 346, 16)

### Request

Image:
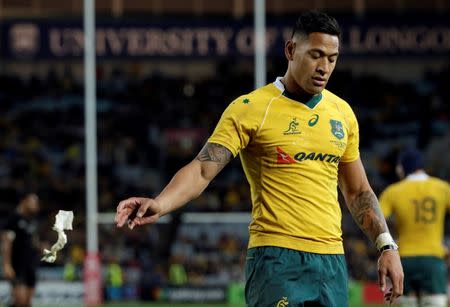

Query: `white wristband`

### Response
(375, 232, 397, 251)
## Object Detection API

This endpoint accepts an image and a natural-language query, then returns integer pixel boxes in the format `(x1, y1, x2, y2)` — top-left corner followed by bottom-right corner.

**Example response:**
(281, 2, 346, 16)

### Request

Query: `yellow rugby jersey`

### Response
(208, 77, 360, 254)
(380, 174, 450, 258)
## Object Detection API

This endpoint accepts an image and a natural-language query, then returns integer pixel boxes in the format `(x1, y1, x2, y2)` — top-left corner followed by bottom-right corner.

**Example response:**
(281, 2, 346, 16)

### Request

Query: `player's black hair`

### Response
(398, 148, 425, 176)
(292, 11, 341, 39)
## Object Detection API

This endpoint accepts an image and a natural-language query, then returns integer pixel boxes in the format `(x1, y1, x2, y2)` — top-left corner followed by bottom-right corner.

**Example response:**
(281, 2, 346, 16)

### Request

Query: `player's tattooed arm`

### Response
(196, 142, 233, 164)
(338, 159, 389, 243)
(196, 143, 233, 178)
(347, 190, 388, 242)
(115, 143, 233, 228)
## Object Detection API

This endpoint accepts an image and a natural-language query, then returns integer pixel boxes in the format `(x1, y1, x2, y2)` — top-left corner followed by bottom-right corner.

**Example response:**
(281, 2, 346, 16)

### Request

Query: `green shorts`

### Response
(401, 256, 447, 295)
(245, 246, 348, 307)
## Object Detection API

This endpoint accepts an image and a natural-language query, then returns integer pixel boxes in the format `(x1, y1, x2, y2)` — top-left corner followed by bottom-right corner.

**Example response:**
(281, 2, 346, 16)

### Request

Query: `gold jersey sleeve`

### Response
(339, 104, 359, 163)
(209, 83, 360, 254)
(380, 176, 450, 257)
(208, 90, 271, 157)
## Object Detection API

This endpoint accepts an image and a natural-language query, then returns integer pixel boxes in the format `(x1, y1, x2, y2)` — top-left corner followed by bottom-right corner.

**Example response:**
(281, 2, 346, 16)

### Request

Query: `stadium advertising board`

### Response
(0, 281, 84, 305)
(0, 17, 448, 59)
(160, 286, 227, 303)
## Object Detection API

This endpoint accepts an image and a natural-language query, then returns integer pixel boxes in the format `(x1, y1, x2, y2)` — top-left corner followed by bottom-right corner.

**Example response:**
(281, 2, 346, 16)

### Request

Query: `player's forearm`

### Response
(346, 189, 389, 243)
(1, 236, 13, 266)
(155, 160, 211, 216)
(155, 143, 232, 216)
(338, 159, 390, 244)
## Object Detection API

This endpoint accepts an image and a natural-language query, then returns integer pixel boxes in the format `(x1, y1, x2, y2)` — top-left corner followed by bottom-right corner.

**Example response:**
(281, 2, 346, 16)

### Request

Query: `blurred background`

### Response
(0, 0, 449, 306)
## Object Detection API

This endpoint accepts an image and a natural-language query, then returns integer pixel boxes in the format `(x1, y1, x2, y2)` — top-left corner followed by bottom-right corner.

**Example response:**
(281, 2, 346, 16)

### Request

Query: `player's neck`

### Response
(280, 75, 315, 103)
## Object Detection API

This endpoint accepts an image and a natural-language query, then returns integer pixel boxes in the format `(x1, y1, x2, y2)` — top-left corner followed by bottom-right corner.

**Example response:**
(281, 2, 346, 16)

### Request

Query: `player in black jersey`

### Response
(2, 194, 40, 307)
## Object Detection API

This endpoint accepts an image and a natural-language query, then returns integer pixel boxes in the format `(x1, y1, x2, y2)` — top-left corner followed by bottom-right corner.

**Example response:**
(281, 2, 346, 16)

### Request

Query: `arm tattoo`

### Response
(196, 143, 233, 166)
(347, 190, 388, 243)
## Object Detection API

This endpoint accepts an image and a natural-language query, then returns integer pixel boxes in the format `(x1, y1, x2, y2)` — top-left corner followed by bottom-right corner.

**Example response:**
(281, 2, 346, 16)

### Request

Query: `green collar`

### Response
(282, 90, 322, 109)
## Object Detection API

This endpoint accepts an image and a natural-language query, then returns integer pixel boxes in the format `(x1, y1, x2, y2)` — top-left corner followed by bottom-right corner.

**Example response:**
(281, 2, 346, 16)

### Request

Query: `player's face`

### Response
(285, 32, 339, 95)
(24, 194, 40, 216)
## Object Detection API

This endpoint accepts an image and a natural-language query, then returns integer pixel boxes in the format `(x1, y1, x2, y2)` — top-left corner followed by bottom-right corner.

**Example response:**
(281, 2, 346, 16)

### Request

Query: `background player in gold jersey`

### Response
(380, 149, 450, 307)
(115, 11, 404, 306)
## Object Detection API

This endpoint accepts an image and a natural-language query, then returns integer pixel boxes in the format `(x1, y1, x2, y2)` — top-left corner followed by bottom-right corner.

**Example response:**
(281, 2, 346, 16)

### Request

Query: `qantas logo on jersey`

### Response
(295, 152, 341, 163)
(276, 147, 341, 164)
(276, 146, 296, 164)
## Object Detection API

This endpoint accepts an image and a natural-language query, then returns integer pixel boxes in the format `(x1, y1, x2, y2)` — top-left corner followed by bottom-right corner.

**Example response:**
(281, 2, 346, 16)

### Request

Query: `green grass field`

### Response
(98, 304, 383, 307)
(110, 304, 382, 307)
(34, 303, 390, 307)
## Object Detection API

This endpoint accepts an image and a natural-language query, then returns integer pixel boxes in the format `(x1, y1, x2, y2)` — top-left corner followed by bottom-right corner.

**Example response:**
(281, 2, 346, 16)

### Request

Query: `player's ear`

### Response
(285, 39, 295, 61)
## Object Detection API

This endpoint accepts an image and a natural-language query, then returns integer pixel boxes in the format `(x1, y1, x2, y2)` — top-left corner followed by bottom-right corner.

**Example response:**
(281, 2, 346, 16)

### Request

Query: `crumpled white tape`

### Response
(41, 210, 74, 263)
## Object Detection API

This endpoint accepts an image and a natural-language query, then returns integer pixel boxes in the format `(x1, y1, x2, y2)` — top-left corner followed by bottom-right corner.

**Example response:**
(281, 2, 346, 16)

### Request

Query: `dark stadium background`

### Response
(0, 1, 449, 306)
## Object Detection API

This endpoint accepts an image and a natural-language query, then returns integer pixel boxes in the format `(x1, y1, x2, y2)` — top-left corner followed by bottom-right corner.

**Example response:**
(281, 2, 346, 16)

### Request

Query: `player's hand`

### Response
(3, 264, 15, 280)
(444, 246, 450, 268)
(115, 197, 162, 229)
(377, 250, 404, 304)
